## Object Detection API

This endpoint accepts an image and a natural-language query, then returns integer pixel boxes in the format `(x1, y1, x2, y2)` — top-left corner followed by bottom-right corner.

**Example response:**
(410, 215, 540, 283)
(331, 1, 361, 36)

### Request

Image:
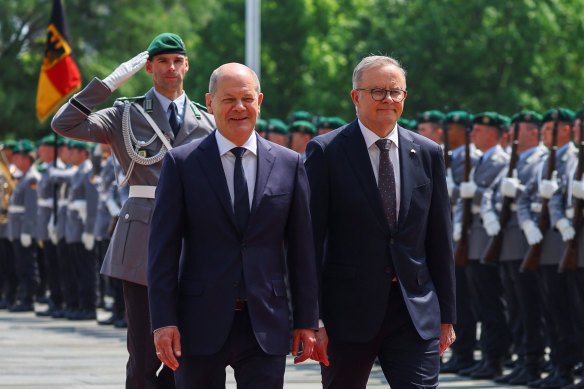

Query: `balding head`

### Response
(209, 63, 261, 97)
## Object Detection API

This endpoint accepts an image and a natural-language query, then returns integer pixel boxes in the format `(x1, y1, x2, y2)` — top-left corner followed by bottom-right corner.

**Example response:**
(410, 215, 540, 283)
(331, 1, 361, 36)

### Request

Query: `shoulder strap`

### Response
(131, 102, 173, 151)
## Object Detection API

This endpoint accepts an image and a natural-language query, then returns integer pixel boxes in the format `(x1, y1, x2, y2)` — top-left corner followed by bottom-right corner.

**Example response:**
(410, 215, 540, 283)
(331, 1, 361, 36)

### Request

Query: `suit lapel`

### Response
(340, 121, 389, 234)
(397, 127, 422, 230)
(250, 135, 276, 218)
(196, 131, 238, 230)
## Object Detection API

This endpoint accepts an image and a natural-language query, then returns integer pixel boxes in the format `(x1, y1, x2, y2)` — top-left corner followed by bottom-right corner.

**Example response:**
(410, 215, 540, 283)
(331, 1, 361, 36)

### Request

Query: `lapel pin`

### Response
(410, 148, 416, 155)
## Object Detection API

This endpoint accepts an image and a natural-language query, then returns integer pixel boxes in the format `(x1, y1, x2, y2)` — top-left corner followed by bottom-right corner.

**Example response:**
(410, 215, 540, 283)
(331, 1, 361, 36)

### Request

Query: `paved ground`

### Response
(0, 306, 573, 388)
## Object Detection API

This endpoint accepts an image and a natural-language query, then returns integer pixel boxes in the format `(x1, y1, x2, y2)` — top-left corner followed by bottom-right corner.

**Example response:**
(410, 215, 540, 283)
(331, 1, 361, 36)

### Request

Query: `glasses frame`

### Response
(355, 88, 408, 103)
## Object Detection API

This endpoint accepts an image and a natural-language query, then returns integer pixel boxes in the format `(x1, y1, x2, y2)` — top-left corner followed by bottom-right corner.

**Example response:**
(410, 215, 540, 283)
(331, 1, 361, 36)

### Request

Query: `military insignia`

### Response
(483, 117, 490, 124)
(525, 113, 532, 121)
(424, 112, 431, 121)
(190, 102, 202, 118)
(138, 150, 147, 158)
(144, 98, 153, 112)
(30, 182, 37, 190)
(453, 114, 460, 122)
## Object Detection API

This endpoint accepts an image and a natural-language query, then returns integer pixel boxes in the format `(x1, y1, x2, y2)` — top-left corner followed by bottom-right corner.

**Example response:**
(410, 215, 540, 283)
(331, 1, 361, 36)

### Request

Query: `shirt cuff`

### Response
(318, 319, 325, 329)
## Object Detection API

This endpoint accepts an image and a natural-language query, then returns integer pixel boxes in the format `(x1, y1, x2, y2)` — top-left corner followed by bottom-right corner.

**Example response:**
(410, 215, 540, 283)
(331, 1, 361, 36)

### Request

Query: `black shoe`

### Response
(98, 315, 117, 325)
(35, 295, 50, 304)
(113, 317, 127, 328)
(543, 360, 555, 373)
(470, 358, 503, 379)
(51, 309, 66, 319)
(509, 367, 542, 385)
(540, 367, 574, 388)
(459, 359, 485, 377)
(562, 380, 584, 389)
(69, 309, 97, 321)
(0, 299, 15, 309)
(35, 307, 55, 317)
(9, 302, 34, 312)
(494, 365, 523, 383)
(440, 353, 476, 374)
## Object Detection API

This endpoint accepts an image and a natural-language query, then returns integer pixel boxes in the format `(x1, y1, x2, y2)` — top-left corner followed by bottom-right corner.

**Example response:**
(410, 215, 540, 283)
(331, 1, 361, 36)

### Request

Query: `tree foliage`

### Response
(2, 0, 584, 140)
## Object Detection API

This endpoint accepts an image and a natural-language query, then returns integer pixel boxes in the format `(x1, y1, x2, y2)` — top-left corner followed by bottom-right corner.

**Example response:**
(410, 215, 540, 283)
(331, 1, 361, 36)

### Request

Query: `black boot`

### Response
(510, 355, 542, 385)
(540, 365, 574, 389)
(495, 363, 523, 383)
(459, 358, 486, 377)
(561, 380, 584, 389)
(471, 357, 503, 379)
(440, 352, 476, 374)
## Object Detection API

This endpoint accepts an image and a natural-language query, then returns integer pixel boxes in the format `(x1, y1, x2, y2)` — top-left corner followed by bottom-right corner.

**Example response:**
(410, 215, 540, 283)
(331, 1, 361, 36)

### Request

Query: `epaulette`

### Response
(192, 101, 208, 112)
(116, 95, 146, 102)
(116, 95, 154, 112)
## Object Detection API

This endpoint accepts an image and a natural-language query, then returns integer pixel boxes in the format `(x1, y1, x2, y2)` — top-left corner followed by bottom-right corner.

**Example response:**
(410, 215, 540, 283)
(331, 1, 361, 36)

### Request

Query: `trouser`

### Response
(0, 237, 18, 304)
(123, 280, 175, 389)
(500, 261, 522, 356)
(42, 240, 63, 308)
(35, 244, 47, 299)
(95, 239, 110, 307)
(13, 240, 39, 304)
(71, 242, 96, 311)
(58, 239, 78, 310)
(449, 264, 477, 358)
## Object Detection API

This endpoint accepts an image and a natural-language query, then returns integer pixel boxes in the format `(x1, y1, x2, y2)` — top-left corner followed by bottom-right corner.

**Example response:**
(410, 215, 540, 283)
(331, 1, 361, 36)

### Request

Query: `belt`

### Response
(8, 205, 25, 213)
(68, 200, 87, 211)
(234, 299, 247, 311)
(38, 198, 54, 209)
(58, 199, 68, 208)
(129, 185, 156, 199)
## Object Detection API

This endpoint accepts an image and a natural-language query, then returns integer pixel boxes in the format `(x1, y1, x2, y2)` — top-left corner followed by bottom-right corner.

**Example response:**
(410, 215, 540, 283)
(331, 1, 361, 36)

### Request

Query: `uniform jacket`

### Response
(52, 78, 215, 285)
(148, 132, 319, 356)
(305, 120, 456, 343)
(481, 145, 548, 261)
(449, 144, 482, 207)
(94, 156, 116, 240)
(65, 159, 98, 244)
(8, 166, 40, 240)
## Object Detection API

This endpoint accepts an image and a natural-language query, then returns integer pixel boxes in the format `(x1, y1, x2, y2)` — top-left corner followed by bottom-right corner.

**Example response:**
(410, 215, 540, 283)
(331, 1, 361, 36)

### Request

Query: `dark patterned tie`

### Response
(169, 102, 180, 137)
(230, 147, 250, 234)
(376, 139, 397, 232)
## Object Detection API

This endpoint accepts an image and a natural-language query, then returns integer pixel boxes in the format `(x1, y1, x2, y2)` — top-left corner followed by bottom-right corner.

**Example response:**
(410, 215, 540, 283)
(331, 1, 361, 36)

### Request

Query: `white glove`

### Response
(82, 233, 95, 251)
(102, 51, 149, 92)
(522, 220, 543, 245)
(501, 169, 521, 198)
(460, 181, 477, 199)
(453, 222, 462, 242)
(556, 218, 576, 242)
(105, 198, 121, 217)
(482, 211, 501, 236)
(446, 168, 455, 198)
(20, 233, 32, 247)
(48, 216, 58, 245)
(539, 172, 558, 199)
(572, 179, 584, 200)
(72, 200, 87, 224)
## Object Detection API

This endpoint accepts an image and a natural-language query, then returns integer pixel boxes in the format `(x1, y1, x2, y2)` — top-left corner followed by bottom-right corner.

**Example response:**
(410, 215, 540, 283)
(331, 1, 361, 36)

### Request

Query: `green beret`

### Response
(316, 116, 346, 130)
(473, 112, 510, 129)
(266, 118, 288, 135)
(147, 33, 186, 58)
(255, 118, 267, 133)
(289, 120, 316, 135)
(287, 110, 312, 124)
(511, 110, 542, 125)
(542, 108, 576, 123)
(1, 139, 18, 150)
(68, 139, 91, 151)
(445, 111, 472, 125)
(576, 108, 584, 120)
(417, 110, 445, 124)
(397, 118, 411, 129)
(14, 139, 36, 154)
(38, 134, 57, 146)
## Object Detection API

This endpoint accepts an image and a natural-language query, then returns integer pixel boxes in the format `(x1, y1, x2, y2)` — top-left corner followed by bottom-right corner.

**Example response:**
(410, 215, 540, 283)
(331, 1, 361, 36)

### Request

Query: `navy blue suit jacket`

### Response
(305, 120, 456, 343)
(148, 131, 319, 356)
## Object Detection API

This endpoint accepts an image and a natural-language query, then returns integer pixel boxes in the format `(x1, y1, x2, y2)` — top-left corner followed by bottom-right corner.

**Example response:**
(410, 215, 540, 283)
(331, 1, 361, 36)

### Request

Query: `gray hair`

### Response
(352, 55, 407, 90)
(208, 63, 261, 96)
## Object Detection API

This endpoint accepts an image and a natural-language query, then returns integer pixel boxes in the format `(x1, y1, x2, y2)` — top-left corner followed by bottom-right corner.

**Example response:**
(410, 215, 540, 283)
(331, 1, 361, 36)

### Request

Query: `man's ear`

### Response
(205, 93, 213, 114)
(145, 60, 153, 75)
(350, 90, 360, 108)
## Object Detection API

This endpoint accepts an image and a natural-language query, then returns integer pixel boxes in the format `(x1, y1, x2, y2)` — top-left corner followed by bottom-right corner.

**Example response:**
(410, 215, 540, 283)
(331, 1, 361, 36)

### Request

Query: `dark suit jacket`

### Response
(148, 131, 319, 356)
(305, 120, 456, 343)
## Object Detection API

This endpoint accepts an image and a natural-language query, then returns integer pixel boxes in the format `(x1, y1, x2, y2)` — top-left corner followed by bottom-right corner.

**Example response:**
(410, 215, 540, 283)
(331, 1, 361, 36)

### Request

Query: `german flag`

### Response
(36, 0, 81, 123)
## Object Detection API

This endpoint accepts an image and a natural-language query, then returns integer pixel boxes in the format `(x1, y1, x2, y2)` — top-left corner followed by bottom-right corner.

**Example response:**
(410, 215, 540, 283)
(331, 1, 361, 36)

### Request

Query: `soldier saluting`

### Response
(51, 33, 215, 389)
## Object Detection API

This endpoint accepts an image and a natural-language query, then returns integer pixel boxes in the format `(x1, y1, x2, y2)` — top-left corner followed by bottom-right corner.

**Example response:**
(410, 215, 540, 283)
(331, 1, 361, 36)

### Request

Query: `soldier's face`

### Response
(266, 132, 288, 146)
(573, 119, 581, 143)
(290, 132, 311, 153)
(351, 65, 406, 136)
(471, 124, 497, 152)
(206, 65, 263, 145)
(146, 54, 189, 93)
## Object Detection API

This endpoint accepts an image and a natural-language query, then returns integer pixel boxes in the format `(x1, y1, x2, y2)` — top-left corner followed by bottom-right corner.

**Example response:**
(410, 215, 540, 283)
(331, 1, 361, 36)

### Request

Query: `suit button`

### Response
(385, 267, 392, 274)
(124, 213, 129, 220)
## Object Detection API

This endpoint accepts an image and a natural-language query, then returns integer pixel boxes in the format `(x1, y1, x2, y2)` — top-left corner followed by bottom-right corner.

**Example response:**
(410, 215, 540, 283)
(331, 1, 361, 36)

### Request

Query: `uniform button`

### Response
(124, 213, 129, 220)
(385, 267, 392, 274)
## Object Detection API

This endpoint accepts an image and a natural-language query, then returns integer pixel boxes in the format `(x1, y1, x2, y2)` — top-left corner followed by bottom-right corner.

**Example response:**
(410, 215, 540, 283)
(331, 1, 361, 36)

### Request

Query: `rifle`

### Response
(559, 108, 584, 272)
(454, 112, 473, 266)
(443, 107, 451, 170)
(482, 109, 522, 265)
(520, 110, 559, 272)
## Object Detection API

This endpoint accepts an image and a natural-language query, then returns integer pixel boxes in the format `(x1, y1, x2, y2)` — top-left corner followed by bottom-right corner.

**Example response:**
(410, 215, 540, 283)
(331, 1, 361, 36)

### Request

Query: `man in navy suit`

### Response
(306, 55, 456, 388)
(147, 63, 319, 389)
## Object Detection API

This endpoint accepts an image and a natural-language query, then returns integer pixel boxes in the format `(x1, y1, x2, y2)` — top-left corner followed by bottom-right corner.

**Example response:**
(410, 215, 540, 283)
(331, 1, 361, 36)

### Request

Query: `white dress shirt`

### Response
(358, 120, 401, 218)
(152, 89, 186, 129)
(215, 130, 257, 210)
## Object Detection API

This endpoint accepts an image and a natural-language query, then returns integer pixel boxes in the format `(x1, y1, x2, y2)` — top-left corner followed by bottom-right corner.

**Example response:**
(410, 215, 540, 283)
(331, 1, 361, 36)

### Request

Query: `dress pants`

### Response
(449, 264, 477, 358)
(123, 281, 174, 389)
(13, 240, 39, 304)
(58, 239, 78, 310)
(0, 238, 18, 304)
(321, 283, 440, 389)
(42, 240, 63, 308)
(71, 242, 96, 311)
(175, 309, 286, 389)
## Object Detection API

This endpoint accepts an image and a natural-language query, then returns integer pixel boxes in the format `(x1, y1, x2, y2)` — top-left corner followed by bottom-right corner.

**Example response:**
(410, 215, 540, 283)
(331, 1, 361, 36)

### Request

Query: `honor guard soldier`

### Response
(35, 135, 64, 317)
(0, 140, 18, 309)
(289, 120, 317, 160)
(316, 116, 346, 136)
(264, 118, 289, 147)
(518, 108, 580, 388)
(481, 111, 548, 385)
(454, 112, 512, 379)
(286, 109, 313, 124)
(440, 111, 482, 374)
(8, 140, 40, 312)
(51, 32, 215, 388)
(255, 118, 267, 138)
(417, 110, 445, 145)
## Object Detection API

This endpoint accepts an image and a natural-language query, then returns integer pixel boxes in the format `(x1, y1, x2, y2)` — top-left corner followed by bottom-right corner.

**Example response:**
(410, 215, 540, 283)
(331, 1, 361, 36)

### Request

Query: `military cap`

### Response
(473, 112, 510, 129)
(38, 134, 57, 146)
(445, 111, 472, 125)
(542, 108, 576, 123)
(13, 140, 36, 159)
(316, 116, 346, 130)
(417, 110, 446, 124)
(147, 33, 186, 58)
(287, 110, 312, 124)
(68, 139, 91, 151)
(266, 118, 288, 135)
(511, 110, 542, 125)
(255, 118, 267, 133)
(397, 118, 411, 129)
(1, 139, 18, 149)
(289, 120, 316, 135)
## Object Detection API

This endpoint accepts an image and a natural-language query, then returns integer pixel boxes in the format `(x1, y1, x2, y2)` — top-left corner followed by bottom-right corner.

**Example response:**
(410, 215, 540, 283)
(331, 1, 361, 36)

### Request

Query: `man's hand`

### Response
(310, 326, 330, 366)
(102, 51, 149, 92)
(522, 219, 543, 245)
(153, 326, 181, 371)
(539, 172, 559, 199)
(440, 324, 456, 356)
(292, 329, 316, 364)
(482, 211, 501, 236)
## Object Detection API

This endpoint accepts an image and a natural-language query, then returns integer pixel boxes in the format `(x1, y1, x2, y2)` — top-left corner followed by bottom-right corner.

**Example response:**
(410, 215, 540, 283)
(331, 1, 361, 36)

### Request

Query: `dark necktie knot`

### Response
(376, 138, 391, 151)
(230, 147, 246, 159)
(169, 102, 180, 137)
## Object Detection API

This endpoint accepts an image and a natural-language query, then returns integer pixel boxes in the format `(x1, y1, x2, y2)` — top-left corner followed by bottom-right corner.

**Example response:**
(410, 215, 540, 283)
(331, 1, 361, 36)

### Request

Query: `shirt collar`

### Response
(358, 119, 400, 150)
(153, 88, 186, 113)
(215, 130, 257, 157)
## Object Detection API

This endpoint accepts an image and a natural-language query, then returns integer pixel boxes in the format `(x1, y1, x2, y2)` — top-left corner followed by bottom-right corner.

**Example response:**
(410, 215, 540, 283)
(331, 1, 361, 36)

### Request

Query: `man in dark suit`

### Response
(148, 63, 319, 389)
(306, 55, 456, 388)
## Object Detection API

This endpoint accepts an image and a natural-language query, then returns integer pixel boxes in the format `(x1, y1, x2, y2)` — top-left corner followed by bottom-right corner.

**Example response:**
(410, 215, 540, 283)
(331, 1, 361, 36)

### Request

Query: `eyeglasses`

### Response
(355, 88, 407, 102)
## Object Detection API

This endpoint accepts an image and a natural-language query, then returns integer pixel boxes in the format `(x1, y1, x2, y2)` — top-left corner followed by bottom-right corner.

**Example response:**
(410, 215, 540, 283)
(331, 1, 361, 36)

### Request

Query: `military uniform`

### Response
(0, 141, 18, 309)
(51, 33, 215, 389)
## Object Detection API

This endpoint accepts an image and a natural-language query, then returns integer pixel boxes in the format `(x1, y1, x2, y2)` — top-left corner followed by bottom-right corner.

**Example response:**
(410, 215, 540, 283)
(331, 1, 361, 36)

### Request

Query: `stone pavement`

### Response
(0, 306, 545, 388)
